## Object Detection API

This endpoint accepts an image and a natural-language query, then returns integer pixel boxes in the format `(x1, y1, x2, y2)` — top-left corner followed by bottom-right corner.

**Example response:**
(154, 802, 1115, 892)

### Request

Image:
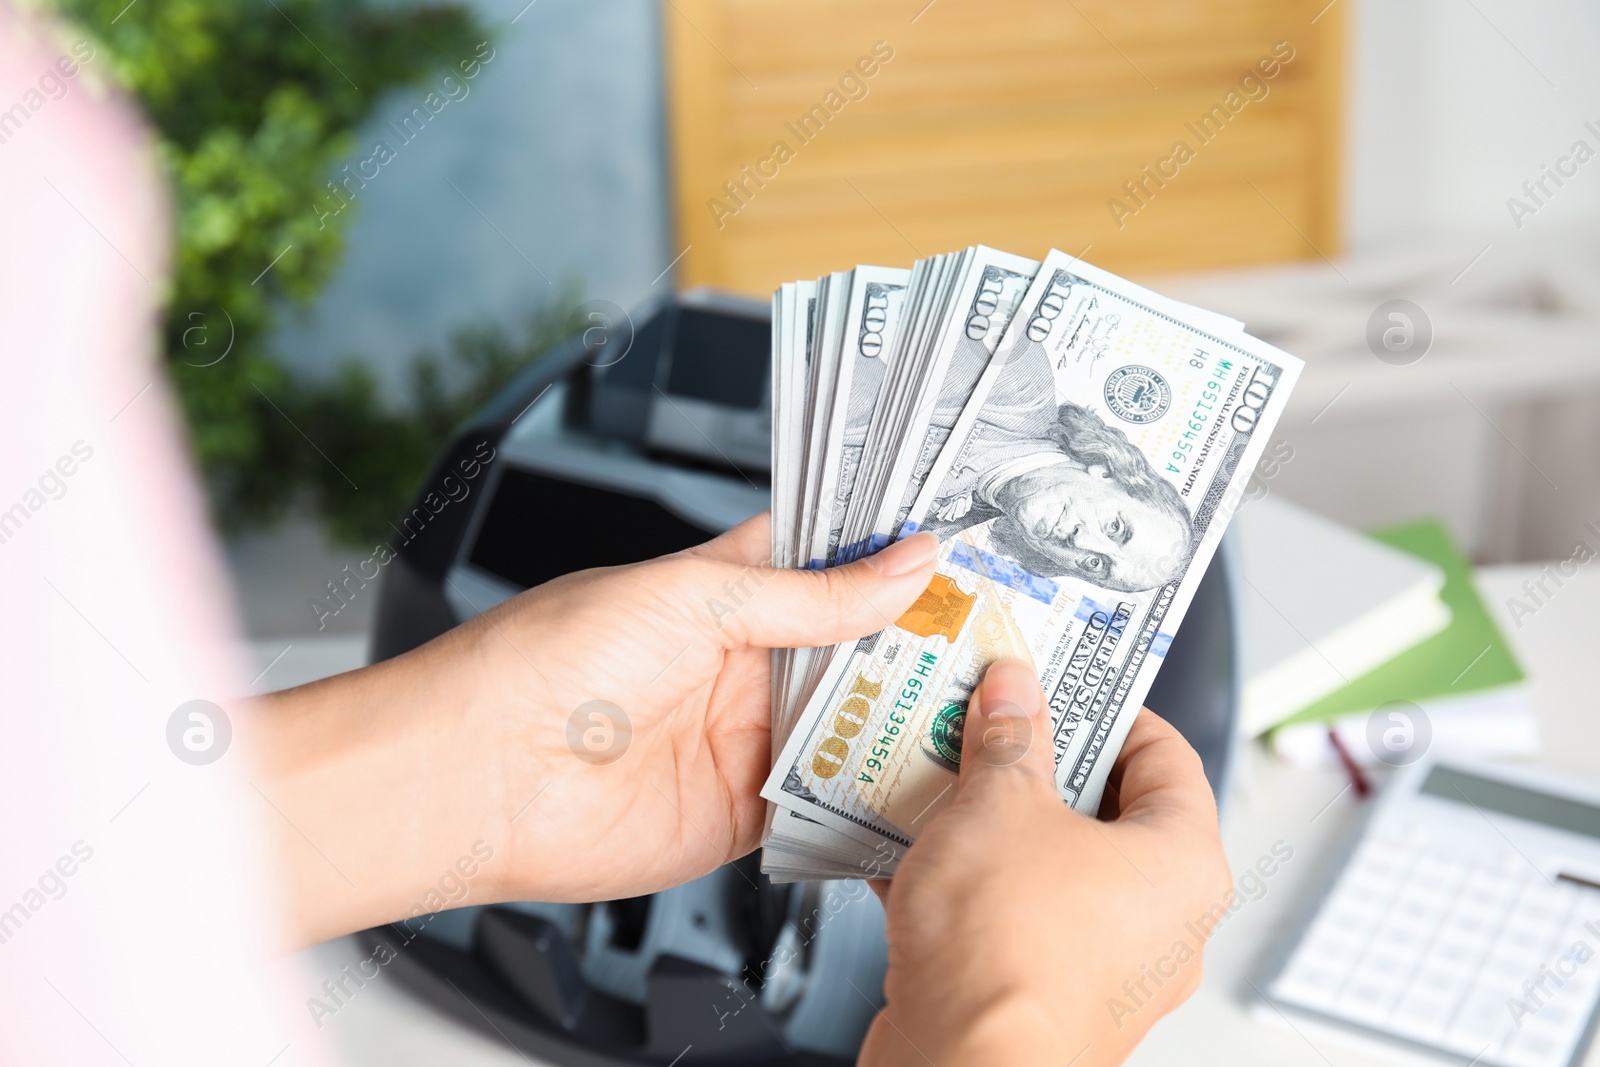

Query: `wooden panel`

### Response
(663, 0, 1344, 295)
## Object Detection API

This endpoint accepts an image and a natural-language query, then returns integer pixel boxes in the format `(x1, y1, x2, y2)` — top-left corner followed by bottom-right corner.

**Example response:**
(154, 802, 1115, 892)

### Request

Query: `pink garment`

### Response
(0, 5, 320, 1063)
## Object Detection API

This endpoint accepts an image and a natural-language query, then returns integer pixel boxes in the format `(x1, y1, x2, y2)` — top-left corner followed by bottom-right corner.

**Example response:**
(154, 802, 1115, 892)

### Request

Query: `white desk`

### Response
(1128, 562, 1600, 1067)
(271, 562, 1600, 1066)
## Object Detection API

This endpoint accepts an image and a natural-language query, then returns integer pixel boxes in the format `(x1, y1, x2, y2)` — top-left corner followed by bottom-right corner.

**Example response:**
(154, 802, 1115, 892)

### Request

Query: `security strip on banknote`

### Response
(761, 248, 1300, 879)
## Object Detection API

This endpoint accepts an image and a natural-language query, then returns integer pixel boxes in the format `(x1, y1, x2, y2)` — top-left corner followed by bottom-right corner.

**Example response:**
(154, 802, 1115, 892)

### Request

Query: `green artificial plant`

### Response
(44, 0, 583, 544)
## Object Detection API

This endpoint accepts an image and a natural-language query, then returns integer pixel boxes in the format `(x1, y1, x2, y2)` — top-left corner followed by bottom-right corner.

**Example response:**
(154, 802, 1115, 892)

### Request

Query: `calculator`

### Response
(1255, 760, 1600, 1067)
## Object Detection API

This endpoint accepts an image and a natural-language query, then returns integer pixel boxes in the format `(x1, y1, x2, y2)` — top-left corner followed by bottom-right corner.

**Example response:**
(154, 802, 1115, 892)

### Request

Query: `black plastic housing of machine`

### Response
(363, 292, 1241, 1066)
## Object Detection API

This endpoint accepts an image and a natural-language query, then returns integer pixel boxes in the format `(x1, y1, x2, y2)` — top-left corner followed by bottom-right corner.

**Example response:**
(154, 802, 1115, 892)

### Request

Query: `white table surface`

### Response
(266, 561, 1600, 1066)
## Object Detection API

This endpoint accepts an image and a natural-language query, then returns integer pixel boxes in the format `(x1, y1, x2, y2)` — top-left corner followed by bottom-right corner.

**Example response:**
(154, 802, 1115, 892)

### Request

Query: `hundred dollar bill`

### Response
(761, 249, 1302, 849)
(795, 272, 851, 577)
(792, 270, 910, 762)
(767, 276, 906, 873)
(771, 280, 815, 729)
(843, 248, 1041, 564)
(814, 266, 910, 568)
(835, 252, 955, 563)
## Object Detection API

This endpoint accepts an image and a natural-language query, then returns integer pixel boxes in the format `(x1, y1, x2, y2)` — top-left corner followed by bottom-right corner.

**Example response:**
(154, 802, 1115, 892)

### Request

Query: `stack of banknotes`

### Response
(759, 246, 1303, 882)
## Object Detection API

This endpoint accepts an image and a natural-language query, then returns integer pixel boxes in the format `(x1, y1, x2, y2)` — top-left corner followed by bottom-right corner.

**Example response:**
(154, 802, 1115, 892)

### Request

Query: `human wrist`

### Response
(251, 625, 517, 947)
(938, 993, 1068, 1066)
(866, 991, 1065, 1067)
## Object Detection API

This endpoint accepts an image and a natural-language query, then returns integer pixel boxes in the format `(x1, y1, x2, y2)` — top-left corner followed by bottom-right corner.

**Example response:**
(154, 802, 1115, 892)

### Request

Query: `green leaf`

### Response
(43, 0, 588, 546)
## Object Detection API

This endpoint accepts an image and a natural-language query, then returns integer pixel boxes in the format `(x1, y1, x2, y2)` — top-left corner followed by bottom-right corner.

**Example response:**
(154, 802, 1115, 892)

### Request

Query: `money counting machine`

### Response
(366, 291, 1243, 1066)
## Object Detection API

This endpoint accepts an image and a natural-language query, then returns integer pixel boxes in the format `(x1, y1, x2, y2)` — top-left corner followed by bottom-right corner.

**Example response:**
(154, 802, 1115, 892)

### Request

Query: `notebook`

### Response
(1235, 498, 1450, 737)
(1270, 518, 1534, 766)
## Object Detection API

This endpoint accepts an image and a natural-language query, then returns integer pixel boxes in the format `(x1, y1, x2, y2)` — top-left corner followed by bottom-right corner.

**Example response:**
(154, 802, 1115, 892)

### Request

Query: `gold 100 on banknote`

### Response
(759, 247, 1302, 883)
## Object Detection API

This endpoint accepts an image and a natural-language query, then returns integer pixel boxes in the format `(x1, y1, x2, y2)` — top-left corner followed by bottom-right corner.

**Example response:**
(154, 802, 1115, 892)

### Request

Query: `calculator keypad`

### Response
(1269, 815, 1600, 1067)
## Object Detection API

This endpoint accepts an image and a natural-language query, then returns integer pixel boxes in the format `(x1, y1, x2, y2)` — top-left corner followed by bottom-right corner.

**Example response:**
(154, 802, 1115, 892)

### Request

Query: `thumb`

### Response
(698, 532, 940, 650)
(958, 658, 1056, 791)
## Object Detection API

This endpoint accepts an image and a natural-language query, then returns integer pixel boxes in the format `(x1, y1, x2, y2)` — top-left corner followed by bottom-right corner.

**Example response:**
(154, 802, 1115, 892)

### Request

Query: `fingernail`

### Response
(980, 658, 1042, 719)
(864, 532, 938, 577)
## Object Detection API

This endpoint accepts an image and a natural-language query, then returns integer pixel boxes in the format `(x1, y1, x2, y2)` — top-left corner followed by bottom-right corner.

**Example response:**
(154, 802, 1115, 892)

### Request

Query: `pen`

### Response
(1326, 726, 1372, 799)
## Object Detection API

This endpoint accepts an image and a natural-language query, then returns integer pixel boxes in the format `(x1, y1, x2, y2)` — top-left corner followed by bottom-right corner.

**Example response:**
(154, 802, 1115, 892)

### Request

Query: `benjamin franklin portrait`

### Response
(922, 344, 1194, 593)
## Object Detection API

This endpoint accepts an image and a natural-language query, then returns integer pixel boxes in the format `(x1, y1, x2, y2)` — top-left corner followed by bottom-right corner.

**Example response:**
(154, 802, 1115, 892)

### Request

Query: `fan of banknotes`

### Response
(759, 246, 1303, 883)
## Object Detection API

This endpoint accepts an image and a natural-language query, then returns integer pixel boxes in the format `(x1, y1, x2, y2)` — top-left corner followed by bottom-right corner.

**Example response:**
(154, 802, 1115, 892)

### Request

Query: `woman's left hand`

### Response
(254, 514, 937, 946)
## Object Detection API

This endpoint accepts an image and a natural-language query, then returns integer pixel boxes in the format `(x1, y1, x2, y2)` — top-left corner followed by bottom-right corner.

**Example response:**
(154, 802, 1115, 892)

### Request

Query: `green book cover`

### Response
(1271, 518, 1525, 730)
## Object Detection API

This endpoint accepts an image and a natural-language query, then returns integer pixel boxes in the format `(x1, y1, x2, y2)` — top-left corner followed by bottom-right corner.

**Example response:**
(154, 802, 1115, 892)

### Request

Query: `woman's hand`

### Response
(252, 514, 937, 947)
(860, 659, 1233, 1067)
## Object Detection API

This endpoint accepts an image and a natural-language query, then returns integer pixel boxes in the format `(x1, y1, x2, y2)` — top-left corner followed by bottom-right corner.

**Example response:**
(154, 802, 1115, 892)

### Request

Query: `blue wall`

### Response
(273, 0, 671, 393)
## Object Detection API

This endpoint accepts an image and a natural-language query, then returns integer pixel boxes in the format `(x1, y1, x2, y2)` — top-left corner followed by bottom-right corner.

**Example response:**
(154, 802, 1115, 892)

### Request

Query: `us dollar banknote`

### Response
(817, 267, 910, 567)
(761, 249, 1301, 850)
(845, 248, 1041, 564)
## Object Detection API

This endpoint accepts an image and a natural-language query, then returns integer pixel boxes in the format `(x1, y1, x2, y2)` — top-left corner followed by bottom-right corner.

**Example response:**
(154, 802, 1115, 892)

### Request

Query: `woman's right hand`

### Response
(860, 659, 1233, 1066)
